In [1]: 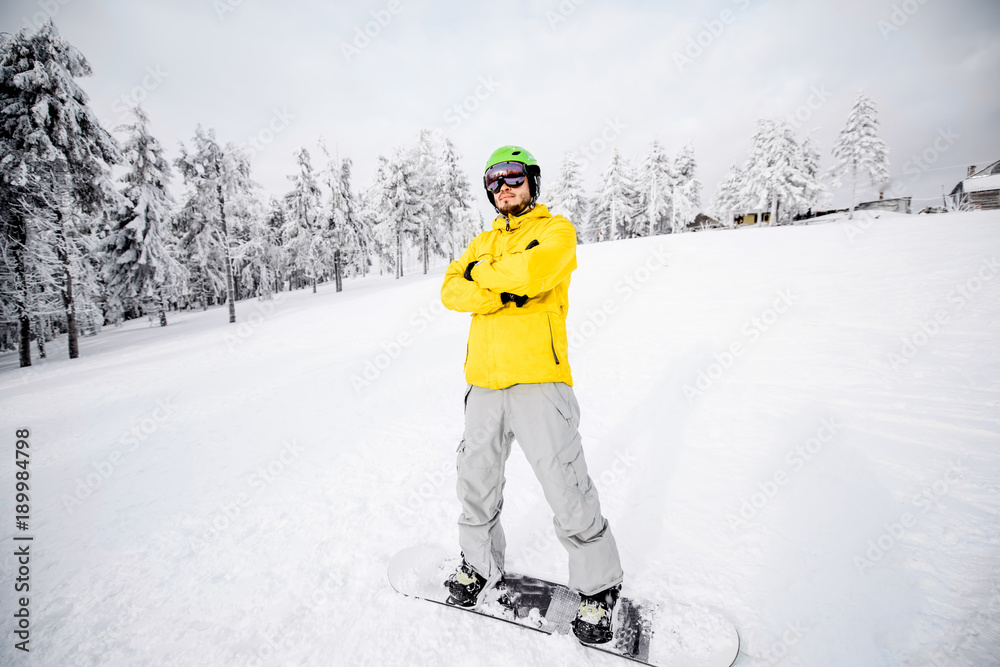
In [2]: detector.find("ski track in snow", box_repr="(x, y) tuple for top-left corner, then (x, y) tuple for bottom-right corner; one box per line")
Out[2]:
(0, 211), (998, 666)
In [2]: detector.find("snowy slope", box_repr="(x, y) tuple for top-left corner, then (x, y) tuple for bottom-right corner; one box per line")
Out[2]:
(1, 211), (999, 667)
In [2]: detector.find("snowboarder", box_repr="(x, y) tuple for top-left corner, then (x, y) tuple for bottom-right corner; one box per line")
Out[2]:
(440, 145), (624, 644)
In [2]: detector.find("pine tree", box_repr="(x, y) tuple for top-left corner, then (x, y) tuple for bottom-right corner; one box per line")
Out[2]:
(373, 150), (425, 278)
(739, 119), (810, 225)
(411, 129), (441, 274)
(637, 140), (673, 236)
(364, 155), (395, 276)
(103, 105), (184, 325)
(712, 162), (746, 228)
(547, 152), (590, 244)
(588, 150), (641, 242)
(318, 141), (364, 292)
(830, 91), (890, 219)
(174, 126), (241, 321)
(797, 136), (828, 218)
(282, 147), (325, 293)
(0, 21), (120, 365)
(0, 194), (63, 365)
(438, 139), (480, 260)
(341, 158), (373, 279)
(671, 143), (702, 232)
(223, 146), (263, 302)
(233, 195), (281, 300)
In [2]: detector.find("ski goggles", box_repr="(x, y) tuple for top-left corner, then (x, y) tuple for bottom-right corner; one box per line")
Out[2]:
(484, 161), (528, 193)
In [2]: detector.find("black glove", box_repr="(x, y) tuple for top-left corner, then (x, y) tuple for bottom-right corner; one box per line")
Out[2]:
(463, 261), (478, 281)
(501, 292), (529, 307)
(498, 241), (538, 306)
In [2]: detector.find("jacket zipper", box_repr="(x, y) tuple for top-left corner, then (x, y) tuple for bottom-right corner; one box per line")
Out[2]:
(547, 314), (560, 365)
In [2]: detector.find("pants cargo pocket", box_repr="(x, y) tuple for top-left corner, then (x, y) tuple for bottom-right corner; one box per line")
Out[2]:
(555, 441), (589, 492)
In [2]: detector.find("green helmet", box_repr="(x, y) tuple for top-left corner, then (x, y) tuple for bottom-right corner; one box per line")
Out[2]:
(484, 145), (539, 171)
(483, 145), (542, 208)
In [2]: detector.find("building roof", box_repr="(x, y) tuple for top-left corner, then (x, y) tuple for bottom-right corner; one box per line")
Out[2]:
(950, 159), (1000, 196)
(965, 173), (1000, 193)
(968, 160), (1000, 179)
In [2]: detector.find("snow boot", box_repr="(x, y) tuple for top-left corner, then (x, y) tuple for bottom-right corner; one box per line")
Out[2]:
(445, 560), (501, 608)
(571, 584), (621, 644)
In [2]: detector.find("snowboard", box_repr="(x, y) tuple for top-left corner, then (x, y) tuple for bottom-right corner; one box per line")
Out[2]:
(387, 545), (740, 667)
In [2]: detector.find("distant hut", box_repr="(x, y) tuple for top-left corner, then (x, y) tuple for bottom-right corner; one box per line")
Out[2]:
(950, 161), (1000, 211)
(857, 193), (912, 214)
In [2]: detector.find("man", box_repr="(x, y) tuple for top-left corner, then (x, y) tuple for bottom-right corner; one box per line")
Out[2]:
(440, 145), (624, 644)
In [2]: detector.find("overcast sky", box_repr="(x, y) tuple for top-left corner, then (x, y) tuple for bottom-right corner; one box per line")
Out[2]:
(2, 0), (998, 219)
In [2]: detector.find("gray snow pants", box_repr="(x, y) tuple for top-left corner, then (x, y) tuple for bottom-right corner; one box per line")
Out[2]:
(456, 382), (623, 596)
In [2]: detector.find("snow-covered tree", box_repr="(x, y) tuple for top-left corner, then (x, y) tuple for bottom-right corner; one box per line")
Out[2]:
(174, 126), (245, 321)
(410, 129), (442, 274)
(587, 150), (641, 242)
(282, 147), (326, 293)
(637, 140), (673, 236)
(341, 158), (373, 278)
(547, 152), (590, 244)
(363, 155), (393, 276)
(222, 149), (264, 301)
(797, 136), (828, 217)
(0, 193), (63, 364)
(371, 150), (425, 278)
(233, 195), (285, 299)
(438, 138), (481, 260)
(318, 141), (366, 291)
(103, 105), (184, 325)
(0, 21), (120, 365)
(712, 162), (747, 228)
(830, 91), (890, 219)
(671, 143), (702, 232)
(739, 119), (811, 225)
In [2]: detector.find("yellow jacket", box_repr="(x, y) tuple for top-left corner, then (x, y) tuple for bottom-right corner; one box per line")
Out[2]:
(441, 204), (576, 389)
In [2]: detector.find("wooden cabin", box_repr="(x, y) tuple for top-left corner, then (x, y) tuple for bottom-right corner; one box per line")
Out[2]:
(950, 161), (1000, 211)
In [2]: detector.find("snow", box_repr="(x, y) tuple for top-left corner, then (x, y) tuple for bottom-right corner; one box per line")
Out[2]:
(1, 211), (999, 666)
(963, 174), (1000, 194)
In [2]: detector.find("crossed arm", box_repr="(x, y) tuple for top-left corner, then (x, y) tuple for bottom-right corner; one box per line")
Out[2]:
(441, 217), (577, 314)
